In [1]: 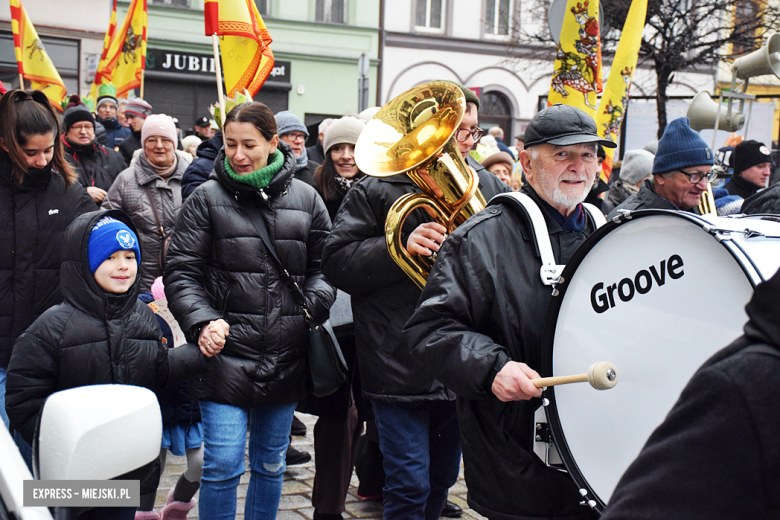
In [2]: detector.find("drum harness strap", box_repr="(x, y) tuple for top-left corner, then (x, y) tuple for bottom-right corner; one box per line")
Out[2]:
(490, 193), (605, 294)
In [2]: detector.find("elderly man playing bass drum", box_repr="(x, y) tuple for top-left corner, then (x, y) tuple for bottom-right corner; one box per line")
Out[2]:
(404, 104), (614, 520)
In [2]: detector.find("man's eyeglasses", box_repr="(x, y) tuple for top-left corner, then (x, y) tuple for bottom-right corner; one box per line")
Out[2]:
(678, 168), (717, 184)
(284, 132), (307, 142)
(455, 127), (485, 143)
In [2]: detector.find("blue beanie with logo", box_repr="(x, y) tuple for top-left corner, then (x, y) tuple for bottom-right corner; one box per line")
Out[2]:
(653, 117), (714, 175)
(88, 216), (141, 274)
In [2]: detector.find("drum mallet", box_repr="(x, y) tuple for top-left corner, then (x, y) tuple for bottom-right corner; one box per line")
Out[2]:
(532, 362), (618, 390)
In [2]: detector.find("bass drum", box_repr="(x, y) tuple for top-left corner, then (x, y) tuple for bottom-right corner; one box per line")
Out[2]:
(540, 210), (780, 512)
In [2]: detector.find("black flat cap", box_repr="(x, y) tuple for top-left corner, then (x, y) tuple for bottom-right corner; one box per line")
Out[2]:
(524, 104), (616, 149)
(194, 116), (210, 127)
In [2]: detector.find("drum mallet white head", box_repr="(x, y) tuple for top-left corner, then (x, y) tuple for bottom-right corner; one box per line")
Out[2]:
(532, 362), (619, 390)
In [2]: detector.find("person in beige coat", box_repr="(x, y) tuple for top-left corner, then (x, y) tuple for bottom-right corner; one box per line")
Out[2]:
(103, 114), (190, 292)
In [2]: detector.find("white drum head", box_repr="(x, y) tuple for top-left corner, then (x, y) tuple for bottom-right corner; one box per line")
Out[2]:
(543, 210), (780, 510)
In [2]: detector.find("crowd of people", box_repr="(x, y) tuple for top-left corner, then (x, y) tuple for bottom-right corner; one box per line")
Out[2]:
(1, 78), (780, 520)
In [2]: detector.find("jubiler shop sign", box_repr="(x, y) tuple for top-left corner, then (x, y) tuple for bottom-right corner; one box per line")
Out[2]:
(146, 49), (291, 83)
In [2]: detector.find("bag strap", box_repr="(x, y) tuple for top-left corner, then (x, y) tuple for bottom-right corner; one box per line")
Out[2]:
(143, 184), (165, 237)
(236, 196), (313, 320)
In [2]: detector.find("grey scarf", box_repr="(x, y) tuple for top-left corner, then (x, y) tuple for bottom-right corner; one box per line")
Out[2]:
(294, 146), (309, 172)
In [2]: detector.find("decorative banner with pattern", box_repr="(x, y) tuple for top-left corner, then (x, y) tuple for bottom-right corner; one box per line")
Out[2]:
(204, 0), (274, 97)
(10, 0), (67, 110)
(100, 0), (147, 98)
(595, 0), (648, 181)
(548, 0), (603, 117)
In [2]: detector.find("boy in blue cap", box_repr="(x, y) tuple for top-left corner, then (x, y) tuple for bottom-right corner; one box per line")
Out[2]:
(6, 210), (207, 518)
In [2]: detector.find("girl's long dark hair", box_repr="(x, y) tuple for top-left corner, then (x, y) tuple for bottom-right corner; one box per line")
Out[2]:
(224, 101), (277, 140)
(0, 89), (76, 186)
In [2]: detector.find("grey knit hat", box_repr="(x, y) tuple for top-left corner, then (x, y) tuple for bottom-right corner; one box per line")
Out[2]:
(274, 111), (309, 139)
(620, 149), (655, 185)
(323, 117), (366, 153)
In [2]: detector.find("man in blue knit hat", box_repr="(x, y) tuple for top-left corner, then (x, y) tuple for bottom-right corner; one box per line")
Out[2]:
(607, 117), (716, 218)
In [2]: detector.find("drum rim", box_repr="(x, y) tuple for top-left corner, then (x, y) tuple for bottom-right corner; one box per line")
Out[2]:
(539, 208), (749, 511)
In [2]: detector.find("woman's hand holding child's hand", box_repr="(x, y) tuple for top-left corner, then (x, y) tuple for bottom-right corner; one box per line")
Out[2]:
(198, 319), (230, 357)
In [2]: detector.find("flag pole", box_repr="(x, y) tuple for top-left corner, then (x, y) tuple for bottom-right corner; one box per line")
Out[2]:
(212, 34), (225, 125)
(140, 69), (145, 99)
(19, 73), (24, 89)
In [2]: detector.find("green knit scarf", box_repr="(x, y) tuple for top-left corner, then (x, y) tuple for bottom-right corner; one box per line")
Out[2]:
(224, 149), (284, 190)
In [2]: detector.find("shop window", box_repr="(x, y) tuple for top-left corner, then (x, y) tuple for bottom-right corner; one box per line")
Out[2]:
(316, 0), (346, 24)
(150, 0), (190, 6)
(415, 0), (445, 33)
(485, 0), (513, 39)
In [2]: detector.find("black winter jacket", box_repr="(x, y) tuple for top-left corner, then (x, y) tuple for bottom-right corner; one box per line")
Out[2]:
(321, 163), (509, 402)
(164, 142), (335, 408)
(63, 137), (126, 195)
(182, 133), (222, 200)
(601, 268), (780, 520)
(0, 152), (95, 368)
(119, 130), (142, 165)
(404, 186), (598, 520)
(293, 159), (319, 189)
(607, 178), (679, 218)
(5, 210), (205, 444)
(742, 182), (780, 215)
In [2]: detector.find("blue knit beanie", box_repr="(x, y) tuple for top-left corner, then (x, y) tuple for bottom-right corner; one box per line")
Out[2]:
(274, 111), (309, 139)
(653, 117), (714, 174)
(88, 216), (141, 274)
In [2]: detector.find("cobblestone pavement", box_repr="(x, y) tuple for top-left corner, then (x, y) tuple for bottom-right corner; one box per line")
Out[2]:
(155, 413), (486, 519)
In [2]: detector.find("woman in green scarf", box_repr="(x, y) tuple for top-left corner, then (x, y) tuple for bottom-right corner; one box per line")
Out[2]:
(163, 102), (336, 520)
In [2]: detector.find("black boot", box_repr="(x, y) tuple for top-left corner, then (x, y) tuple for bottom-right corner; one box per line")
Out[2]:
(286, 444), (312, 466)
(442, 500), (463, 518)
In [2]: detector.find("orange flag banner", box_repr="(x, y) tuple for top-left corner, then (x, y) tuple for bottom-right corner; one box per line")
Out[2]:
(10, 0), (67, 110)
(89, 0), (119, 101)
(205, 0), (274, 97)
(548, 0), (603, 118)
(101, 0), (147, 98)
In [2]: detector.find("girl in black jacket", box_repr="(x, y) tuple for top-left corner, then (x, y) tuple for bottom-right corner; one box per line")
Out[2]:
(164, 102), (335, 520)
(0, 89), (95, 433)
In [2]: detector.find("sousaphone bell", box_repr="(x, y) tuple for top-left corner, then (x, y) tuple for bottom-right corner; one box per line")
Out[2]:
(355, 82), (487, 288)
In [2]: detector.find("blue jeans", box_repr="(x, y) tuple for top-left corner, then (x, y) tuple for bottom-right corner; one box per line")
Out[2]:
(372, 400), (462, 520)
(0, 366), (9, 429)
(198, 401), (296, 520)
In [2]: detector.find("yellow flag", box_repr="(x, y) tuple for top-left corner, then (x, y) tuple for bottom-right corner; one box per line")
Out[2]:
(101, 0), (147, 98)
(89, 0), (119, 101)
(205, 0), (274, 97)
(595, 0), (648, 181)
(10, 0), (67, 110)
(548, 0), (603, 117)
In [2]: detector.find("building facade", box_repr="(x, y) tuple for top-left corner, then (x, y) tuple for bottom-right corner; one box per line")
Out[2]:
(381, 0), (714, 148)
(0, 0), (380, 131)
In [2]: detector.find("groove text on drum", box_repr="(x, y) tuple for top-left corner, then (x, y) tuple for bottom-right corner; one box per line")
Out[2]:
(590, 254), (684, 313)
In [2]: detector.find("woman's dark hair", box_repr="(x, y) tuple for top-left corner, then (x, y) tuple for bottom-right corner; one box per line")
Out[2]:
(0, 89), (76, 186)
(314, 147), (363, 202)
(224, 102), (276, 141)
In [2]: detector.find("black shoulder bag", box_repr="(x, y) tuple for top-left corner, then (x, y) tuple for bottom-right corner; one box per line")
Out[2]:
(238, 196), (347, 397)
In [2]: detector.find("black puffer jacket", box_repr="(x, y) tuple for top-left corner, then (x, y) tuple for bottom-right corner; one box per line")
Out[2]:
(404, 186), (598, 520)
(321, 165), (509, 402)
(118, 130), (142, 165)
(181, 132), (222, 200)
(742, 182), (780, 215)
(601, 268), (780, 520)
(0, 152), (95, 368)
(164, 142), (335, 408)
(5, 210), (205, 444)
(63, 137), (126, 194)
(96, 116), (132, 151)
(607, 178), (679, 218)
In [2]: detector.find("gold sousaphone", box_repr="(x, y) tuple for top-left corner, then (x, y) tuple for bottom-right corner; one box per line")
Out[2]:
(355, 82), (487, 288)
